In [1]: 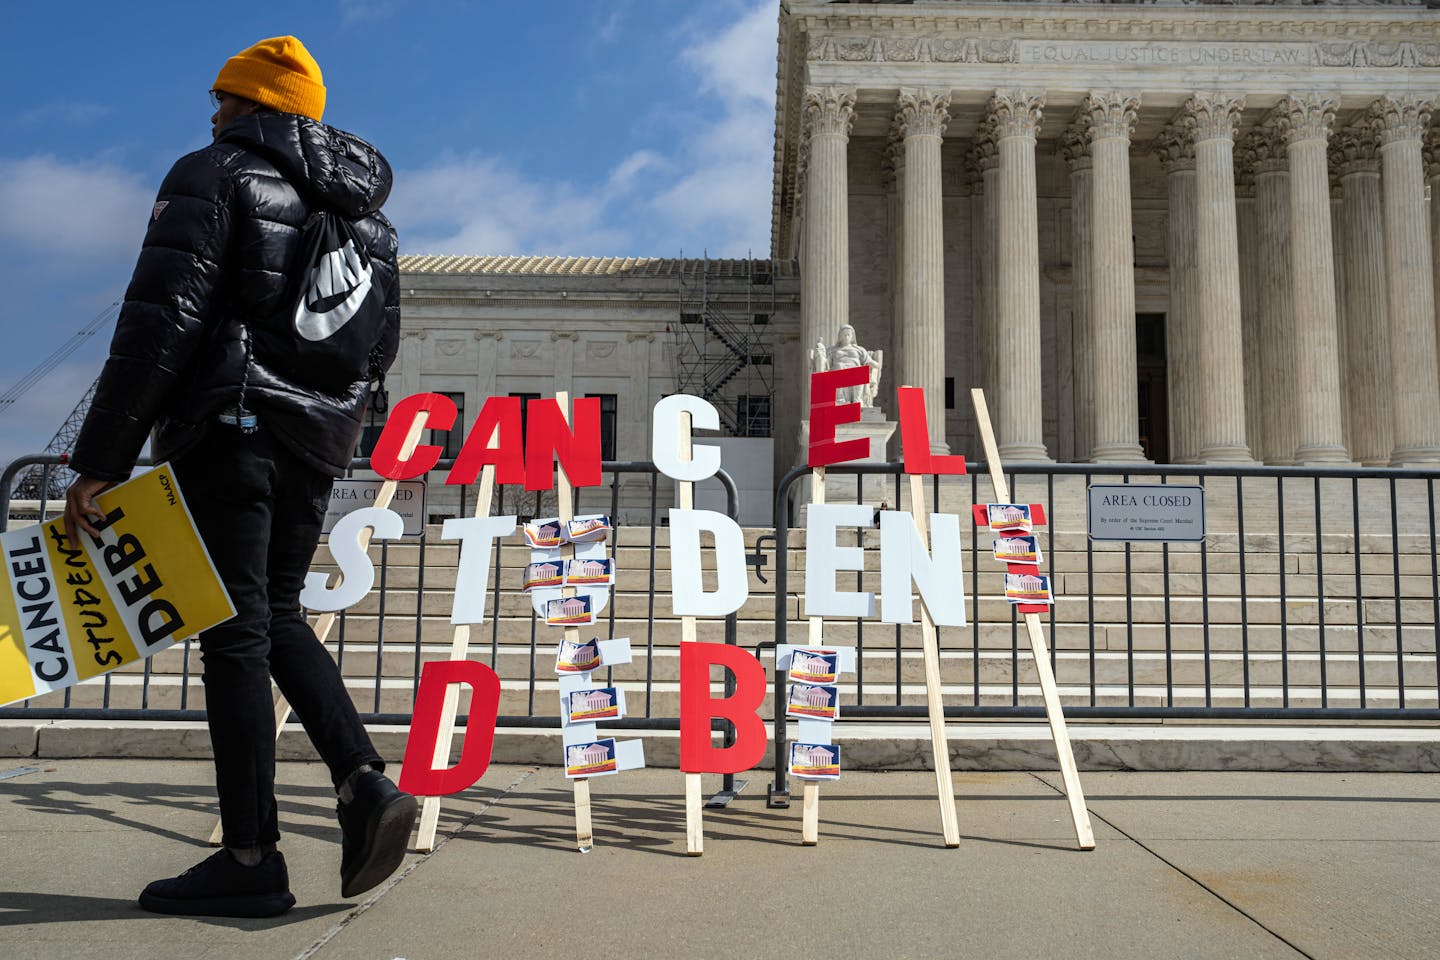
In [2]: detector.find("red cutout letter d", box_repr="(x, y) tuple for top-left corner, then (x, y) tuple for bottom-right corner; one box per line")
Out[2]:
(399, 660), (501, 796)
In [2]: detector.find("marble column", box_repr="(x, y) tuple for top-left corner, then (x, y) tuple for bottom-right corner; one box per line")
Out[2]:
(885, 129), (906, 421)
(1249, 128), (1298, 465)
(1159, 117), (1199, 464)
(1084, 92), (1146, 462)
(991, 89), (1050, 462)
(1330, 178), (1351, 454)
(1236, 171), (1264, 460)
(1190, 93), (1253, 463)
(971, 134), (1000, 427)
(1060, 122), (1094, 463)
(1377, 95), (1440, 464)
(967, 159), (985, 409)
(1427, 129), (1440, 389)
(1334, 123), (1392, 465)
(1276, 94), (1349, 464)
(898, 87), (952, 454)
(801, 86), (856, 360)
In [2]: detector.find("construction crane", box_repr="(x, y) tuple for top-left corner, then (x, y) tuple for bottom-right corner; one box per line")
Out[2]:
(2, 300), (118, 500)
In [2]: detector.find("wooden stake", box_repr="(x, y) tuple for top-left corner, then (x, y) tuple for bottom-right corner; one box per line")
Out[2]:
(685, 769), (704, 856)
(549, 392), (595, 853)
(209, 412), (432, 847)
(971, 388), (1095, 850)
(801, 782), (820, 844)
(801, 465), (826, 846)
(678, 412), (704, 856)
(908, 472), (962, 849)
(573, 776), (593, 852)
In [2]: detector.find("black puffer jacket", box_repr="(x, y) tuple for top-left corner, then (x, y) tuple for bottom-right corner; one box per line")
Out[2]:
(70, 112), (400, 481)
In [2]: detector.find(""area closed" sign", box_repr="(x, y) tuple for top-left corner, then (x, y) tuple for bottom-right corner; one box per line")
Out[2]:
(1086, 483), (1205, 543)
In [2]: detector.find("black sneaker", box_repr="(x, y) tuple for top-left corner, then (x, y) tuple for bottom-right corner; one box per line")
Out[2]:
(139, 849), (296, 918)
(338, 770), (418, 898)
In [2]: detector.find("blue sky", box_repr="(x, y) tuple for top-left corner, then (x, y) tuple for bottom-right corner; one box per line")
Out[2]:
(0, 0), (778, 466)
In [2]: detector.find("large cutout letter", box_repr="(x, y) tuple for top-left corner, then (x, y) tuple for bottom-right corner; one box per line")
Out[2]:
(669, 509), (749, 616)
(398, 660), (501, 796)
(897, 387), (967, 475)
(804, 503), (877, 618)
(371, 392), (457, 479)
(524, 397), (602, 491)
(652, 394), (721, 482)
(879, 511), (967, 626)
(300, 507), (405, 612)
(442, 515), (518, 624)
(445, 395), (525, 486)
(679, 642), (768, 774)
(808, 367), (869, 467)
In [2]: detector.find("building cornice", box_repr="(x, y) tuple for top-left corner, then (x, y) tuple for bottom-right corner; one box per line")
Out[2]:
(792, 1), (1439, 50)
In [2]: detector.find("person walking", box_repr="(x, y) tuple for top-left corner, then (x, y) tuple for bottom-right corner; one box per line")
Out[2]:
(63, 35), (415, 918)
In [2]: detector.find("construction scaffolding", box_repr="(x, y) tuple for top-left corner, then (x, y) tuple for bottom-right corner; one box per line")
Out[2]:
(670, 256), (776, 437)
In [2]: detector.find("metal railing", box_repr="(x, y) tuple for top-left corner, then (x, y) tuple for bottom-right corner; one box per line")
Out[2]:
(0, 456), (740, 749)
(7, 454), (1440, 790)
(764, 460), (1440, 796)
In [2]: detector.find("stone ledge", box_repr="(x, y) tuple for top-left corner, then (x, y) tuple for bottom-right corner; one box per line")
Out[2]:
(0, 722), (42, 758)
(8, 719), (1439, 773)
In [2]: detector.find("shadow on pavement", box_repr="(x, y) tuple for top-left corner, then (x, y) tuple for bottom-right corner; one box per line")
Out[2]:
(0, 891), (351, 929)
(0, 780), (343, 844)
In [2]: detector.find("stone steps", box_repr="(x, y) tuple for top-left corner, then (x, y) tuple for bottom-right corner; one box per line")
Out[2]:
(340, 539), (1440, 573)
(336, 588), (1436, 627)
(90, 641), (1440, 688)
(306, 612), (1438, 652)
(326, 563), (1440, 600)
(22, 669), (1437, 716)
(7, 718), (1438, 772)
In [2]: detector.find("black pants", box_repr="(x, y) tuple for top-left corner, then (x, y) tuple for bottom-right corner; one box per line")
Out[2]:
(174, 425), (381, 849)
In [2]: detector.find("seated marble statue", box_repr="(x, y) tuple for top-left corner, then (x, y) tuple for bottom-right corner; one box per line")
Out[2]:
(811, 324), (883, 408)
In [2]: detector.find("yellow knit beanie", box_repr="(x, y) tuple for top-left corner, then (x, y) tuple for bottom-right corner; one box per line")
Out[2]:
(213, 36), (326, 121)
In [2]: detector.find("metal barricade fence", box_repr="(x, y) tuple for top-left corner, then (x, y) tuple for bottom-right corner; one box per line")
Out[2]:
(6, 453), (1440, 790)
(766, 461), (1440, 794)
(0, 456), (741, 756)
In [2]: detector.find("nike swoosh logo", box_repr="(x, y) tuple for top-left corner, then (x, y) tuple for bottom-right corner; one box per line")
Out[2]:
(294, 239), (374, 341)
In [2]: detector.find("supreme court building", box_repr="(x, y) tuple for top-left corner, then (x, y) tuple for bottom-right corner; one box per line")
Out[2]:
(394, 0), (1440, 516)
(774, 0), (1440, 467)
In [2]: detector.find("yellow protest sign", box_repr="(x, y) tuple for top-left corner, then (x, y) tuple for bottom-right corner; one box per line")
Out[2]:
(0, 465), (234, 707)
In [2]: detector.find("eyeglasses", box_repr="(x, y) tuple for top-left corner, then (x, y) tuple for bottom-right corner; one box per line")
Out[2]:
(209, 90), (226, 110)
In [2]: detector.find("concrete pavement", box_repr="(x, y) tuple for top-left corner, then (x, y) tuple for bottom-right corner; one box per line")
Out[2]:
(1, 759), (1438, 959)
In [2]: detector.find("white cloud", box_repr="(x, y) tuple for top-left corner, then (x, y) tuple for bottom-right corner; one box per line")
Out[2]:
(380, 1), (780, 260)
(595, 2), (630, 44)
(0, 155), (152, 260)
(340, 0), (395, 26)
(17, 101), (111, 126)
(681, 1), (778, 107)
(605, 150), (668, 194)
(654, 160), (772, 256)
(388, 152), (643, 257)
(654, 0), (777, 256)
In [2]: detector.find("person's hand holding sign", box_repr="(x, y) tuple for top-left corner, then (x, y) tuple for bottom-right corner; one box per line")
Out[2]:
(64, 475), (117, 547)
